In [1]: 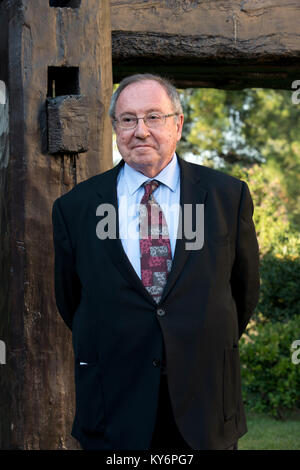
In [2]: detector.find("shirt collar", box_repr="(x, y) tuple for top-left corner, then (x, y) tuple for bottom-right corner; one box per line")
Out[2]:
(123, 153), (180, 196)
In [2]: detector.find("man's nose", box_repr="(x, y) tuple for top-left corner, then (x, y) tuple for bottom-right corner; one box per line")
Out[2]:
(134, 118), (150, 138)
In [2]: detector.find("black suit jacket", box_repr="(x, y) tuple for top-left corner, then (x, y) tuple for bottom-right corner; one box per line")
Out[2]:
(52, 157), (260, 450)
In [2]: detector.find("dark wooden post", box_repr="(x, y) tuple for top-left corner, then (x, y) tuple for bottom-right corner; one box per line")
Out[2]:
(0, 0), (112, 449)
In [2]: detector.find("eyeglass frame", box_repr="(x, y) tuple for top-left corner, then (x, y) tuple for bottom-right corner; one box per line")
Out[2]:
(113, 112), (179, 130)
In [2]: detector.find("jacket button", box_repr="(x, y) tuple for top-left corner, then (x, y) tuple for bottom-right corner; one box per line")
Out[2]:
(152, 359), (161, 367)
(157, 308), (165, 317)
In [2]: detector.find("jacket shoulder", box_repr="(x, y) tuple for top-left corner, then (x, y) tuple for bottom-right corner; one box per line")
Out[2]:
(183, 160), (244, 192)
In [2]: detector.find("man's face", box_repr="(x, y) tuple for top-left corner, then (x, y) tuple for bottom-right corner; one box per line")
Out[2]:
(114, 80), (184, 177)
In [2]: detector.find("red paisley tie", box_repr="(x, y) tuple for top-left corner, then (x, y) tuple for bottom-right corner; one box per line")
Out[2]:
(139, 180), (172, 304)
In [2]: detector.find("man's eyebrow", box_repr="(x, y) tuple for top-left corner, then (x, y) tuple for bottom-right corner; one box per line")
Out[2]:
(118, 108), (164, 116)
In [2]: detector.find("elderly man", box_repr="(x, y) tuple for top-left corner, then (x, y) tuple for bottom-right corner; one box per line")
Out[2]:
(52, 74), (260, 450)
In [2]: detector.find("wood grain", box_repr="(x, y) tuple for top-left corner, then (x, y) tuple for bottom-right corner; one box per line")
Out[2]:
(111, 0), (300, 88)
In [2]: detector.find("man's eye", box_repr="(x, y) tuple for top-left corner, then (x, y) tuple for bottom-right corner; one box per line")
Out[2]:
(147, 114), (161, 121)
(121, 116), (136, 123)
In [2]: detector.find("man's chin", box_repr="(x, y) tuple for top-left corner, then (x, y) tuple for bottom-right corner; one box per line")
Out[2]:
(131, 151), (158, 167)
(132, 147), (156, 158)
(123, 155), (156, 176)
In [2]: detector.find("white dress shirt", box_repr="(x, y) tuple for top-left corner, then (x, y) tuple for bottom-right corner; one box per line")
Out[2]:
(117, 154), (181, 279)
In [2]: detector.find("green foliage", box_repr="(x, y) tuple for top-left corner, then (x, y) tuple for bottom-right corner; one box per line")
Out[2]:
(240, 243), (300, 416)
(240, 316), (300, 418)
(228, 163), (300, 257)
(258, 253), (300, 323)
(178, 87), (300, 226)
(232, 164), (300, 416)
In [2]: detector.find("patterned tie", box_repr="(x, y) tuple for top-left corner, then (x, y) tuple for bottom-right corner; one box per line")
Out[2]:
(139, 180), (172, 304)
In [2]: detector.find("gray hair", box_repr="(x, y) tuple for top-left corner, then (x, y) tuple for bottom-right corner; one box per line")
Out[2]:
(109, 73), (183, 123)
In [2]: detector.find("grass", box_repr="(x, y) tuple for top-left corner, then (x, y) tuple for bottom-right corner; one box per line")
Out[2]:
(238, 411), (300, 450)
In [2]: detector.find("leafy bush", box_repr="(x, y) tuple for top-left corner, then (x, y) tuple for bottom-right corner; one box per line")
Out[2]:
(240, 315), (300, 418)
(229, 164), (294, 256)
(229, 163), (300, 416)
(241, 247), (300, 416)
(257, 253), (300, 323)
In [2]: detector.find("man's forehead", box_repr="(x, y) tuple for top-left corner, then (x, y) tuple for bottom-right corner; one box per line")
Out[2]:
(116, 80), (172, 111)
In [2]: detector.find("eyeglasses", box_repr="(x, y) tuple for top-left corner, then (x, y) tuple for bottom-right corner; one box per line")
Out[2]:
(114, 112), (178, 130)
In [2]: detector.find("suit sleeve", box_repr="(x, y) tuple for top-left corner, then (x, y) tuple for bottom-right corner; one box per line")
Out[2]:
(52, 198), (81, 331)
(231, 181), (260, 338)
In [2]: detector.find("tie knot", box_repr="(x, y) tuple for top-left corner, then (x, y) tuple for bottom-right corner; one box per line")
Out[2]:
(142, 180), (159, 203)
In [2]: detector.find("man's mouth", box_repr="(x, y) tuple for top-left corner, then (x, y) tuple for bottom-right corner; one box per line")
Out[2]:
(132, 145), (153, 149)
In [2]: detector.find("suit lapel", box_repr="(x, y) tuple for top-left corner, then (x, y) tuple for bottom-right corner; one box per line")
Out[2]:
(160, 157), (207, 303)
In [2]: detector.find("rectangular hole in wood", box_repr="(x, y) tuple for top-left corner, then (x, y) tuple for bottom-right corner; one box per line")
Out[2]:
(47, 66), (80, 97)
(49, 1), (81, 8)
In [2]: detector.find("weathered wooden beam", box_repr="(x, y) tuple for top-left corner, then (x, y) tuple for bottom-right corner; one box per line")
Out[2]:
(111, 0), (300, 89)
(0, 0), (112, 449)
